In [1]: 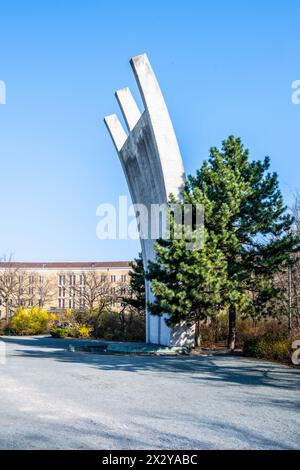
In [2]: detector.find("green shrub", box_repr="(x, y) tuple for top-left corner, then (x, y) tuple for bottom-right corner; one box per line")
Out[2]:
(50, 327), (70, 338)
(75, 325), (93, 338)
(200, 315), (291, 349)
(97, 312), (123, 340)
(95, 311), (145, 341)
(50, 324), (92, 339)
(123, 315), (145, 341)
(49, 307), (145, 342)
(10, 307), (49, 336)
(243, 332), (294, 362)
(0, 319), (10, 335)
(66, 324), (92, 338)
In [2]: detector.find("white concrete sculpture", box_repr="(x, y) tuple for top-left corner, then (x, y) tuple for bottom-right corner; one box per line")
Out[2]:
(104, 53), (195, 347)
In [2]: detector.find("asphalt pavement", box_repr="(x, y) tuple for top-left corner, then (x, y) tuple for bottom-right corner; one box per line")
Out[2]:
(0, 335), (299, 449)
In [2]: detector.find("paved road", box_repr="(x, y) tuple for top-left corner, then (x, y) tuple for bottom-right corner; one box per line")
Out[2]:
(0, 335), (299, 450)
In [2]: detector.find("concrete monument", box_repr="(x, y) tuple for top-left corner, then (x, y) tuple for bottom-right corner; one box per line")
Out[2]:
(104, 53), (195, 347)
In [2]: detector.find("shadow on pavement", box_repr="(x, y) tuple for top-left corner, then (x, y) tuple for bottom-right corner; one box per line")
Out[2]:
(1, 335), (299, 392)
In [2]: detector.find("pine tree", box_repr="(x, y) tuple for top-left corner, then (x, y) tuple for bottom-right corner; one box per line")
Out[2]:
(147, 228), (227, 346)
(147, 136), (299, 349)
(123, 253), (146, 315)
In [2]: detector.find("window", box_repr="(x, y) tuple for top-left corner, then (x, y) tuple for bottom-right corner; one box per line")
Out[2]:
(111, 275), (116, 283)
(121, 274), (127, 282)
(58, 275), (65, 286)
(69, 287), (75, 297)
(69, 274), (76, 286)
(110, 287), (115, 295)
(79, 274), (85, 285)
(80, 287), (85, 297)
(100, 275), (106, 282)
(120, 287), (126, 295)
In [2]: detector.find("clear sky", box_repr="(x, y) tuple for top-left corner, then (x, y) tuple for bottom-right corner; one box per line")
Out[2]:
(0, 0), (299, 262)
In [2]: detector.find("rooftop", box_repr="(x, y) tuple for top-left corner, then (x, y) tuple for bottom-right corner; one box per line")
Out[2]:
(0, 261), (131, 269)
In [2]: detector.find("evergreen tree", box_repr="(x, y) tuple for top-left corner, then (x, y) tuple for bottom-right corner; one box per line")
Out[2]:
(147, 227), (226, 346)
(147, 136), (298, 349)
(123, 253), (146, 315)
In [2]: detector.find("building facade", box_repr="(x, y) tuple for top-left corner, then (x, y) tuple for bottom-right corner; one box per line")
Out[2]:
(0, 261), (131, 319)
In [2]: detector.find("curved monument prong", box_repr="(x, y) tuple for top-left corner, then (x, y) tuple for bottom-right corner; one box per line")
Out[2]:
(104, 114), (128, 152)
(104, 114), (127, 152)
(130, 53), (185, 200)
(115, 87), (142, 132)
(104, 53), (195, 348)
(130, 53), (168, 117)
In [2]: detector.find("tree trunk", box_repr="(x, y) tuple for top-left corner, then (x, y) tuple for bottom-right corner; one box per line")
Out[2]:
(5, 303), (9, 322)
(195, 320), (201, 347)
(227, 304), (236, 351)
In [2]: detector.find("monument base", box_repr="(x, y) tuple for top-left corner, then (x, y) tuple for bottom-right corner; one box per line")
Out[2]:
(147, 312), (195, 348)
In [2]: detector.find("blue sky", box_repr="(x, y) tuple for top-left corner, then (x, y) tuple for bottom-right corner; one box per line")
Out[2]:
(0, 0), (299, 262)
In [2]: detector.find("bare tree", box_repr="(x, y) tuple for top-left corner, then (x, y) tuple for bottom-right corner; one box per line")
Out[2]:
(0, 256), (57, 321)
(0, 255), (29, 320)
(260, 193), (300, 331)
(28, 271), (56, 308)
(292, 191), (300, 233)
(71, 271), (112, 313)
(291, 192), (300, 326)
(113, 278), (133, 332)
(277, 193), (300, 329)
